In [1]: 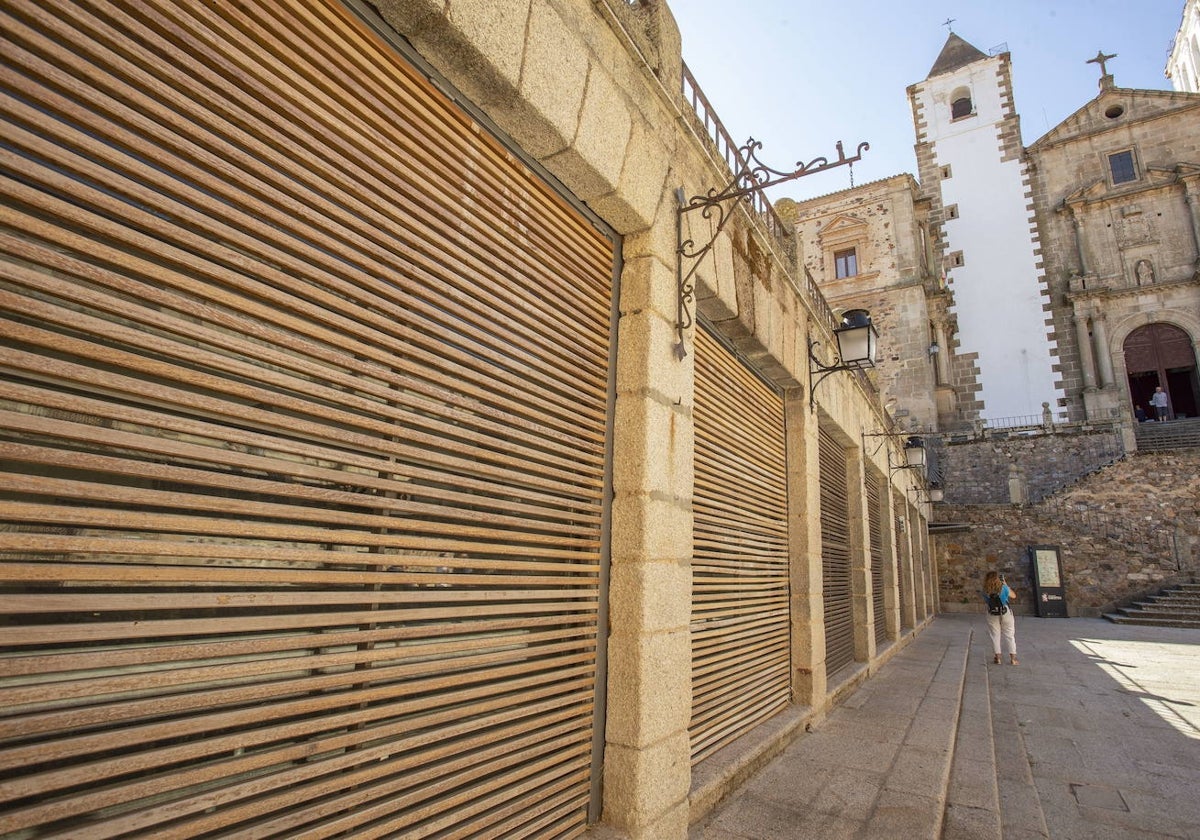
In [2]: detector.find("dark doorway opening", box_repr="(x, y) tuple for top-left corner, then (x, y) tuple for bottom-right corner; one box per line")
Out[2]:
(1123, 323), (1198, 420)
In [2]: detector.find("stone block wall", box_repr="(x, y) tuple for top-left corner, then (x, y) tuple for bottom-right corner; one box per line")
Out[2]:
(935, 426), (1125, 504)
(935, 450), (1200, 616)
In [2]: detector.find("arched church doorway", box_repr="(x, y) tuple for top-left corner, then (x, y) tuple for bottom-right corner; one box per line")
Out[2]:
(1124, 323), (1199, 420)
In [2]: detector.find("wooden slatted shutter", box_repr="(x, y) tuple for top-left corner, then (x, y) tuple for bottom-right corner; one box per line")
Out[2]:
(690, 327), (790, 765)
(0, 1), (614, 837)
(819, 427), (855, 677)
(867, 473), (886, 646)
(897, 515), (912, 631)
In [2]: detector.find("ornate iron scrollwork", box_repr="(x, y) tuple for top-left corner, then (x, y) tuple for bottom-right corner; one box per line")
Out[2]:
(673, 138), (868, 358)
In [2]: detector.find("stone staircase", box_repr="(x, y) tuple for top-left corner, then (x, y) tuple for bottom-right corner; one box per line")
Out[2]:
(1104, 580), (1200, 628)
(1135, 416), (1200, 452)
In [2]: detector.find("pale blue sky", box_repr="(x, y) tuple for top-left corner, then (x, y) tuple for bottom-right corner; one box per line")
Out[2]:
(673, 0), (1187, 201)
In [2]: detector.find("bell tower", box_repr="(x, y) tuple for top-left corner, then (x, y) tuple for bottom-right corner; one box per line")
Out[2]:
(908, 33), (1065, 423)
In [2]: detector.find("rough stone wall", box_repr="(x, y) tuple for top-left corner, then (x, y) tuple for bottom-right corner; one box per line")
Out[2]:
(936, 426), (1126, 505)
(935, 450), (1200, 616)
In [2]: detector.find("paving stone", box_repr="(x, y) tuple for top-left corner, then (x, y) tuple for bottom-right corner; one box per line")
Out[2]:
(865, 789), (943, 838)
(684, 616), (1199, 840)
(941, 802), (1000, 839)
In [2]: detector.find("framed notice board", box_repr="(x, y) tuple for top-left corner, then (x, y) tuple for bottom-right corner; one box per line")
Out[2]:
(1028, 545), (1068, 617)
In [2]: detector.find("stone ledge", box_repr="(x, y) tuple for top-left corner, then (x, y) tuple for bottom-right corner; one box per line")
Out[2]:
(687, 703), (819, 827)
(688, 616), (936, 828)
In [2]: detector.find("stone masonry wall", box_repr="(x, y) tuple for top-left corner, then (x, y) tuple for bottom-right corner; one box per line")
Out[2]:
(935, 450), (1200, 616)
(935, 426), (1125, 504)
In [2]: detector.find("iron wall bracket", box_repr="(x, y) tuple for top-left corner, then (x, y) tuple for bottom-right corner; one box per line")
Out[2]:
(673, 138), (868, 358)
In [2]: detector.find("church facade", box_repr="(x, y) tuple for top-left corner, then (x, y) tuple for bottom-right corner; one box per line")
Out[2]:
(1028, 67), (1200, 424)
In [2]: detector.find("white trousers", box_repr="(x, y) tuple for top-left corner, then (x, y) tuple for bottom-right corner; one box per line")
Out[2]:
(986, 610), (1017, 655)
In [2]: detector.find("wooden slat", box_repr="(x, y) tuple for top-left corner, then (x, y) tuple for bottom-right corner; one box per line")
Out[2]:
(689, 327), (790, 765)
(898, 514), (911, 630)
(867, 472), (887, 646)
(820, 427), (855, 675)
(0, 0), (613, 836)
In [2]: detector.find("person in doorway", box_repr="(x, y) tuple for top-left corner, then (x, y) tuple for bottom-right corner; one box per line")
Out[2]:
(1134, 405), (1148, 423)
(1150, 386), (1170, 421)
(982, 570), (1018, 665)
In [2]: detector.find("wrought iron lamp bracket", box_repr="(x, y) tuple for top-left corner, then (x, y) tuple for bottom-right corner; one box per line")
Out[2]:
(887, 448), (926, 476)
(807, 337), (870, 408)
(673, 138), (869, 359)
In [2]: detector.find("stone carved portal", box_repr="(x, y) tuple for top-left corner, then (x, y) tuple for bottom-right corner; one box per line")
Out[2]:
(1124, 323), (1199, 419)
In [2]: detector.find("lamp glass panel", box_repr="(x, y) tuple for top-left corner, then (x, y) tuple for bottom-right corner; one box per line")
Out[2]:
(904, 442), (926, 468)
(836, 325), (873, 366)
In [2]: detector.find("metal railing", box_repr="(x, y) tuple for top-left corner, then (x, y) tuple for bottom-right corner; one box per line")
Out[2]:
(983, 411), (1068, 431)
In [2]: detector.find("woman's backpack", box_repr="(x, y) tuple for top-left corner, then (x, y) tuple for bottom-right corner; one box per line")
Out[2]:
(987, 592), (1008, 616)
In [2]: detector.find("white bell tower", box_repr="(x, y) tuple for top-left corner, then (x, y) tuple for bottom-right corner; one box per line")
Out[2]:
(908, 33), (1065, 422)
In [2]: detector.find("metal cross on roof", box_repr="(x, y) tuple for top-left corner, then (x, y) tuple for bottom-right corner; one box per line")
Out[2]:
(942, 17), (955, 32)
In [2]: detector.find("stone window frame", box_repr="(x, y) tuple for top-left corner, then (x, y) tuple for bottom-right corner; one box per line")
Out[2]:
(817, 214), (872, 283)
(1106, 148), (1139, 186)
(945, 203), (960, 220)
(950, 85), (975, 121)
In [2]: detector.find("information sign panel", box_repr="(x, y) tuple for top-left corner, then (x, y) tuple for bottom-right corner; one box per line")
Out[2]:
(1028, 545), (1068, 617)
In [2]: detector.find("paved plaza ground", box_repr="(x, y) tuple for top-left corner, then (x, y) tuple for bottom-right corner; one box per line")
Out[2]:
(690, 613), (1200, 839)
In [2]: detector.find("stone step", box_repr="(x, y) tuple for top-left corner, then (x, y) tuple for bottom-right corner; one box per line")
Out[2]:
(941, 629), (1003, 839)
(1132, 597), (1200, 609)
(1103, 613), (1200, 629)
(1122, 606), (1200, 621)
(1142, 596), (1200, 608)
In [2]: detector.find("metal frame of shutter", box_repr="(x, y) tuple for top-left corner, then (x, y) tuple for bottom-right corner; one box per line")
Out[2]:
(690, 326), (790, 765)
(819, 427), (855, 677)
(866, 472), (886, 646)
(0, 1), (616, 837)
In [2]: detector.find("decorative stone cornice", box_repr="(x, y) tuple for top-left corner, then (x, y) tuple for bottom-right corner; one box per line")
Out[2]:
(1066, 272), (1200, 303)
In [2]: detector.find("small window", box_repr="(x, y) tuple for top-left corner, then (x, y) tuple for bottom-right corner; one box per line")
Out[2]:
(948, 251), (965, 268)
(1109, 150), (1137, 184)
(940, 165), (953, 180)
(834, 248), (858, 279)
(945, 204), (959, 220)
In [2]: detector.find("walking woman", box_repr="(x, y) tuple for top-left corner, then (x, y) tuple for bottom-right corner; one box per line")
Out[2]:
(983, 570), (1018, 665)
